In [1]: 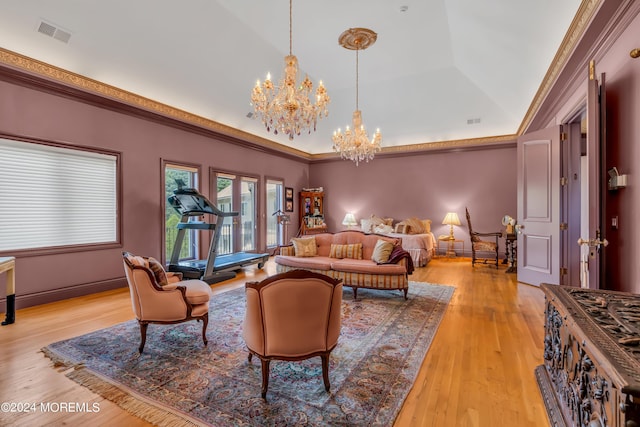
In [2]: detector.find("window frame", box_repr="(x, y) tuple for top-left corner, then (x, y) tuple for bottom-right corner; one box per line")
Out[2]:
(0, 134), (122, 258)
(265, 176), (285, 249)
(161, 159), (202, 265)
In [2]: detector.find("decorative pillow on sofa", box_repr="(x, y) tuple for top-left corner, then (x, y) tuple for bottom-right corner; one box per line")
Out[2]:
(371, 239), (395, 264)
(360, 218), (373, 233)
(329, 243), (363, 259)
(291, 237), (318, 257)
(147, 256), (169, 286)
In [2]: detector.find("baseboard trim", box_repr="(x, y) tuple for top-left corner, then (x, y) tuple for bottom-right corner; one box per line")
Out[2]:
(2, 277), (128, 311)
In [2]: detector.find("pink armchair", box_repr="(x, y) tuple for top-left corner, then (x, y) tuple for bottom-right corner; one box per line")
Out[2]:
(122, 252), (212, 353)
(243, 270), (343, 399)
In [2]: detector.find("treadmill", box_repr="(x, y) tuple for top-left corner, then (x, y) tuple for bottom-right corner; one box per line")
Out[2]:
(167, 185), (269, 284)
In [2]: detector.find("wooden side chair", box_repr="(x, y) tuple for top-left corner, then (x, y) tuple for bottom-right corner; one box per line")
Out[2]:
(242, 270), (343, 399)
(122, 252), (212, 353)
(465, 208), (501, 268)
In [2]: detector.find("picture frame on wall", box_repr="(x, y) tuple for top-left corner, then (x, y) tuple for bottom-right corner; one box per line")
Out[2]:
(285, 187), (294, 212)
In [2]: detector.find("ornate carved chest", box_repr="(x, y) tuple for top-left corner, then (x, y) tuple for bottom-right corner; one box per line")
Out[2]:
(536, 284), (640, 427)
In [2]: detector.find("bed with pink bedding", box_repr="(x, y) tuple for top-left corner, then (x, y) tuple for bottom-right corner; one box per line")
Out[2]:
(376, 232), (435, 267)
(361, 216), (436, 268)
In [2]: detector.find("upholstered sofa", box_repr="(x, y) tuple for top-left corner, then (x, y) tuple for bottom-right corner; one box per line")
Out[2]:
(274, 231), (412, 299)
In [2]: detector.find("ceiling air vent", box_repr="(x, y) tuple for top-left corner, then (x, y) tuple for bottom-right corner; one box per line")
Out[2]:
(466, 118), (481, 125)
(37, 20), (72, 44)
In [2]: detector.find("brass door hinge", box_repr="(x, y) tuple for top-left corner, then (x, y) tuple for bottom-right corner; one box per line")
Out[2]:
(560, 267), (568, 276)
(560, 223), (568, 230)
(560, 176), (567, 186)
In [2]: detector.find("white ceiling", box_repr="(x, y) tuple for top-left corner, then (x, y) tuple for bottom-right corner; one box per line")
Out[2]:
(0, 0), (582, 155)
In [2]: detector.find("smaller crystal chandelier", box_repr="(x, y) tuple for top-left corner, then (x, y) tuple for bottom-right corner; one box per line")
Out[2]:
(332, 28), (382, 166)
(250, 0), (330, 141)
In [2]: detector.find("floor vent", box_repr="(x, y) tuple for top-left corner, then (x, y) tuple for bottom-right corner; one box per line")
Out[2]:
(37, 20), (72, 44)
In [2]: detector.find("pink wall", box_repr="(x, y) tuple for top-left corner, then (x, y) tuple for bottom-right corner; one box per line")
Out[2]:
(0, 78), (309, 308)
(309, 146), (517, 256)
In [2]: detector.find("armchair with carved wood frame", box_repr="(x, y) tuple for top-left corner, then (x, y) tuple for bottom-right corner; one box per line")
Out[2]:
(122, 252), (212, 353)
(465, 208), (501, 268)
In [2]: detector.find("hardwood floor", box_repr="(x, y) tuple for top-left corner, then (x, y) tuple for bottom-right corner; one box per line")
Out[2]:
(0, 257), (549, 427)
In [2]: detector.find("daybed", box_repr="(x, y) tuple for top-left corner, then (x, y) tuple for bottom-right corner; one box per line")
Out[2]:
(361, 215), (435, 267)
(274, 231), (413, 299)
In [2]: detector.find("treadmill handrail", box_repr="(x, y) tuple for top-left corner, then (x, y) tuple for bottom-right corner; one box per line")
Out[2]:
(168, 187), (238, 217)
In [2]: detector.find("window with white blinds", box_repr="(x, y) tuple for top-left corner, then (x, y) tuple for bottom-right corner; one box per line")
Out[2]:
(0, 138), (118, 251)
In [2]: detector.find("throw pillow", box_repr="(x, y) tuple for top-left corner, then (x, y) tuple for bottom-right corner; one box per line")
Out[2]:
(404, 217), (426, 234)
(394, 223), (409, 234)
(371, 239), (395, 264)
(373, 224), (393, 234)
(421, 219), (432, 233)
(360, 218), (373, 233)
(147, 257), (169, 286)
(329, 243), (363, 259)
(291, 237), (317, 257)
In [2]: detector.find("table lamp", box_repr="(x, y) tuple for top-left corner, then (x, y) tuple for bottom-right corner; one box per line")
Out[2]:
(442, 212), (461, 240)
(342, 212), (357, 229)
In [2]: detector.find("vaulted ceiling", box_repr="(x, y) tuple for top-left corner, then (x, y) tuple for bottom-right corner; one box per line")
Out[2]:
(0, 0), (585, 156)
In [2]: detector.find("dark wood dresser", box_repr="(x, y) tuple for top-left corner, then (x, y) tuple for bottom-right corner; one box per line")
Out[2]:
(536, 284), (640, 427)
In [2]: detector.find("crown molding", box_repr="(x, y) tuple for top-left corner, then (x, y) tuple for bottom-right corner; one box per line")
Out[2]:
(518, 0), (603, 135)
(0, 47), (516, 161)
(311, 134), (517, 162)
(0, 47), (312, 161)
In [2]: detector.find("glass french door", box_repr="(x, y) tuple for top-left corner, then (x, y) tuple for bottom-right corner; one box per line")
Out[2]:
(164, 163), (199, 263)
(266, 179), (284, 248)
(214, 172), (258, 254)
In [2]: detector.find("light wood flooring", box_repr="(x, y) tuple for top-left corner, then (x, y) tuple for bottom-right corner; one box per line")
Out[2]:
(0, 257), (549, 427)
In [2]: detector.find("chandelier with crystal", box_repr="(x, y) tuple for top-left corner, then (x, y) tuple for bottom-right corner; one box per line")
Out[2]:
(250, 0), (330, 141)
(332, 28), (382, 166)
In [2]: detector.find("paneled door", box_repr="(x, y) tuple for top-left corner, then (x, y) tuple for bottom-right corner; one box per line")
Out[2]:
(517, 126), (561, 286)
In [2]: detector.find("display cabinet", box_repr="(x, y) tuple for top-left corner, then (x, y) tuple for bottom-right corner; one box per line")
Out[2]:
(299, 190), (327, 235)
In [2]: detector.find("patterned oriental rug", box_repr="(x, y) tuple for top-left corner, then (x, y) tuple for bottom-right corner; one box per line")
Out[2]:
(42, 282), (453, 426)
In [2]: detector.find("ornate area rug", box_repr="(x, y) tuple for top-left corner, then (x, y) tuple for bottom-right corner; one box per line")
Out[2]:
(43, 282), (453, 426)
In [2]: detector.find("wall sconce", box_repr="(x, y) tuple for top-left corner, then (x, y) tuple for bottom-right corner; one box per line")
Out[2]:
(342, 212), (358, 229)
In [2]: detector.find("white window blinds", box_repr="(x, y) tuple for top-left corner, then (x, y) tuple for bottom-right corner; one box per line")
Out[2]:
(0, 138), (118, 251)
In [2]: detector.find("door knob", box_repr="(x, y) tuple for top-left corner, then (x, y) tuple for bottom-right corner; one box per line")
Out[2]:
(514, 224), (524, 234)
(577, 238), (609, 248)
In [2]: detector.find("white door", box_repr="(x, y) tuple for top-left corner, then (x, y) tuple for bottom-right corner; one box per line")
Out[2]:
(517, 126), (561, 286)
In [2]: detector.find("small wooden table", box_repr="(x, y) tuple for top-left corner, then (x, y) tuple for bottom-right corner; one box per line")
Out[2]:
(438, 237), (464, 257)
(1, 256), (16, 325)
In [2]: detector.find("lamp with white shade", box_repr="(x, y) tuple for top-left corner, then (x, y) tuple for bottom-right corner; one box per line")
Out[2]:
(342, 213), (358, 229)
(442, 212), (461, 240)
